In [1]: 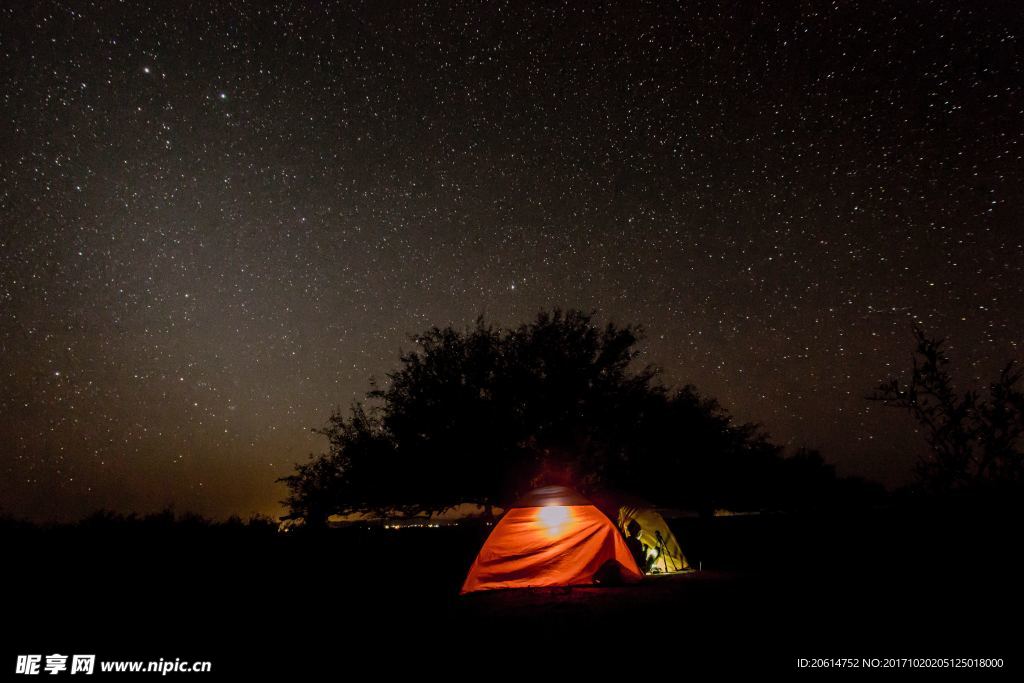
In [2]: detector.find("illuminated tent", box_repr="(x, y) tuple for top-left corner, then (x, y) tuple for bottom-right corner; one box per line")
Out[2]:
(460, 486), (644, 594)
(588, 492), (691, 575)
(616, 505), (690, 574)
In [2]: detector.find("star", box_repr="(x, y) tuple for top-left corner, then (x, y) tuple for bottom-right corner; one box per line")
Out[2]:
(0, 0), (1019, 521)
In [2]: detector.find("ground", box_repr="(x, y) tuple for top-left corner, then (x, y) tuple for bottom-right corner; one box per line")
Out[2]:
(6, 501), (1021, 677)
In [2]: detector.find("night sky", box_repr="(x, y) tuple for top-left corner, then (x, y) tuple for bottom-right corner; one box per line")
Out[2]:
(2, 1), (1021, 521)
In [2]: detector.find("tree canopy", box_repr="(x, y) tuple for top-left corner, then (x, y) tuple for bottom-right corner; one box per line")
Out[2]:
(871, 327), (1024, 494)
(280, 309), (858, 525)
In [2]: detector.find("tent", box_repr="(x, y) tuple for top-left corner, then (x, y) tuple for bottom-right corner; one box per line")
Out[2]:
(617, 505), (690, 574)
(588, 492), (691, 575)
(460, 486), (644, 594)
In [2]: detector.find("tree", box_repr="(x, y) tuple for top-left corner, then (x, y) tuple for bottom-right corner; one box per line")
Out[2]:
(281, 310), (658, 522)
(280, 309), (851, 525)
(278, 404), (396, 525)
(870, 327), (1024, 494)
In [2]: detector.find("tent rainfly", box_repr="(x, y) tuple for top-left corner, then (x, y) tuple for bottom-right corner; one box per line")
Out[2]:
(460, 486), (644, 593)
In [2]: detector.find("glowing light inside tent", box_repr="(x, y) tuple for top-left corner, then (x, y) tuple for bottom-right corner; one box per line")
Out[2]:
(537, 505), (572, 537)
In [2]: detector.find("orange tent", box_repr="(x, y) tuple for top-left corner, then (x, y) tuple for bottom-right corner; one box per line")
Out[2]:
(461, 486), (644, 594)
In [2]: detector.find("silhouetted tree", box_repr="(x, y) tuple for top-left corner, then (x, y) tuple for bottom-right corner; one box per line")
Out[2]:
(281, 309), (856, 525)
(279, 404), (395, 526)
(871, 327), (1024, 494)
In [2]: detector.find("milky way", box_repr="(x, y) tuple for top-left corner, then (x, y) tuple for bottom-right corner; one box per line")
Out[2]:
(2, 1), (1021, 520)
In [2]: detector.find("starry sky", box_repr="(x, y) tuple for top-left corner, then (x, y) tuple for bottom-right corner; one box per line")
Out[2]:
(1, 1), (1021, 521)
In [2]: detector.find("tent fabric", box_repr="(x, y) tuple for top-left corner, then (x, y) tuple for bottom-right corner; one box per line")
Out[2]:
(461, 500), (643, 594)
(509, 485), (593, 508)
(618, 505), (690, 574)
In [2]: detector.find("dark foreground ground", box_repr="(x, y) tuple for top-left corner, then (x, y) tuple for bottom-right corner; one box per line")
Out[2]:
(6, 499), (1022, 678)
